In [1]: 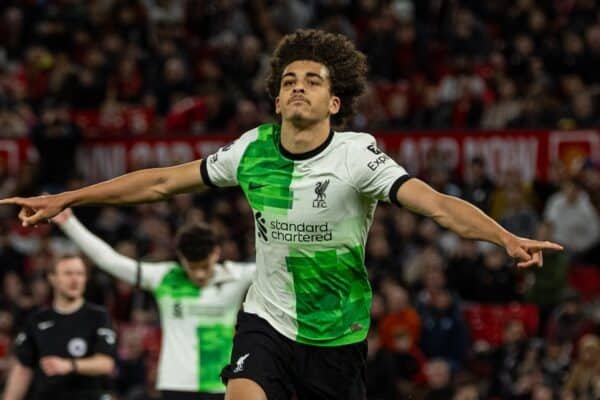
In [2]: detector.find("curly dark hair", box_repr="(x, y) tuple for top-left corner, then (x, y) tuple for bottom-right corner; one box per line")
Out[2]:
(266, 29), (368, 128)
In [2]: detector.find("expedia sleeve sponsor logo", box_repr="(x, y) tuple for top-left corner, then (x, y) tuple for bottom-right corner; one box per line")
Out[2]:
(209, 142), (235, 164)
(367, 154), (390, 171)
(367, 144), (382, 155)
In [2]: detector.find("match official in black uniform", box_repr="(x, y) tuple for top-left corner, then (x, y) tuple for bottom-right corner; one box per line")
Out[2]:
(4, 254), (116, 400)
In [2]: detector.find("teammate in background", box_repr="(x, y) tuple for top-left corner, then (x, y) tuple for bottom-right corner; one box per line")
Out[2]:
(1, 29), (563, 400)
(51, 208), (255, 400)
(4, 254), (116, 400)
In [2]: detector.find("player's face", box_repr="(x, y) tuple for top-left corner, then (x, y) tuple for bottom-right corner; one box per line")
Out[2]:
(275, 60), (340, 127)
(180, 247), (220, 287)
(49, 258), (87, 301)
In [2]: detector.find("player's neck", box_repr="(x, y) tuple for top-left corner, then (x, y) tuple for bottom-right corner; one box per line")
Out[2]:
(280, 119), (331, 154)
(53, 296), (84, 314)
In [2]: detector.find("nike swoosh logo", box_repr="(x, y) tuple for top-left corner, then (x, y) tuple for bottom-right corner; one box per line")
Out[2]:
(38, 321), (54, 330)
(248, 183), (267, 191)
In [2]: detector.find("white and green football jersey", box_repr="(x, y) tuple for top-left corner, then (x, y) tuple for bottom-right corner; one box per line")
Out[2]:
(201, 123), (409, 346)
(59, 216), (255, 393)
(150, 260), (252, 393)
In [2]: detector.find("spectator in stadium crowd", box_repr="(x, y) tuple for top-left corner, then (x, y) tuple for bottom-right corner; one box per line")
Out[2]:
(462, 157), (495, 214)
(481, 78), (522, 129)
(365, 327), (398, 400)
(379, 283), (422, 352)
(417, 288), (470, 371)
(0, 159), (18, 210)
(498, 186), (539, 239)
(525, 222), (571, 319)
(539, 340), (572, 393)
(423, 358), (454, 400)
(0, 101), (27, 138)
(4, 254), (116, 400)
(563, 334), (600, 400)
(453, 383), (481, 400)
(544, 179), (600, 255)
(469, 246), (520, 303)
(546, 290), (592, 346)
(29, 99), (82, 193)
(489, 167), (537, 222)
(0, 224), (25, 280)
(489, 319), (536, 399)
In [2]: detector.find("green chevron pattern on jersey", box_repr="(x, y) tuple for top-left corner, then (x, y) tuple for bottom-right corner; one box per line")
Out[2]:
(237, 124), (295, 213)
(285, 245), (372, 346)
(197, 324), (234, 392)
(154, 265), (200, 299)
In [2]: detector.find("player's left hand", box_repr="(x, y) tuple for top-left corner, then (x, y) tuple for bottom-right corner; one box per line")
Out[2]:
(503, 236), (564, 268)
(40, 356), (73, 376)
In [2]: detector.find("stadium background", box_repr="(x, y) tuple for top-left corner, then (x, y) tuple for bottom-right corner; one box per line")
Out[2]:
(0, 0), (600, 399)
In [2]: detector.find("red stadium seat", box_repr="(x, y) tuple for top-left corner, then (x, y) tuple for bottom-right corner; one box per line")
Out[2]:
(462, 303), (539, 347)
(568, 265), (600, 302)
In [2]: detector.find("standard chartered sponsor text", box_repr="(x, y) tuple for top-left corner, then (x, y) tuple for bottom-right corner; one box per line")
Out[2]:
(269, 220), (333, 242)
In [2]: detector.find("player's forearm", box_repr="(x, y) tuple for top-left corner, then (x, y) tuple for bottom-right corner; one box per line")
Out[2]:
(60, 216), (139, 285)
(61, 167), (183, 207)
(73, 354), (114, 376)
(434, 195), (513, 247)
(4, 362), (33, 400)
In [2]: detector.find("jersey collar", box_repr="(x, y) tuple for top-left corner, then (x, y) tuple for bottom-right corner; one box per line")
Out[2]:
(278, 129), (335, 161)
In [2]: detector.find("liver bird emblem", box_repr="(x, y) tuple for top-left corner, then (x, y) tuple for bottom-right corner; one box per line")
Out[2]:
(314, 180), (330, 201)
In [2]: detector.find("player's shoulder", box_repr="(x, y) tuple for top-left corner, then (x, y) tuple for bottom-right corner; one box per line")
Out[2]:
(334, 130), (375, 141)
(329, 131), (382, 163)
(211, 261), (254, 284)
(233, 124), (271, 144)
(236, 126), (260, 141)
(332, 131), (378, 150)
(26, 306), (54, 323)
(81, 302), (110, 317)
(222, 261), (255, 278)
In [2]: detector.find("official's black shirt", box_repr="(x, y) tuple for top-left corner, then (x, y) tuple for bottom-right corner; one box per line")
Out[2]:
(14, 302), (116, 400)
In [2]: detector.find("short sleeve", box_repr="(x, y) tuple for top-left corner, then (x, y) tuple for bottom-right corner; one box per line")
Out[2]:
(201, 128), (258, 188)
(140, 261), (175, 290)
(347, 134), (410, 204)
(14, 322), (37, 368)
(93, 311), (117, 358)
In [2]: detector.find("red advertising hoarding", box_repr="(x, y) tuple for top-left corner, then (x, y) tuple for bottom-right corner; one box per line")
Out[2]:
(2, 130), (599, 183)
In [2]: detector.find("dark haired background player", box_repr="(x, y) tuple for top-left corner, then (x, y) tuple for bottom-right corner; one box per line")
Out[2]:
(0, 29), (562, 400)
(51, 208), (255, 400)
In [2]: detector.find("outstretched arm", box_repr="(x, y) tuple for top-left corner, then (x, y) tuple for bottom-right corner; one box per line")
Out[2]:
(53, 209), (172, 290)
(0, 159), (207, 226)
(396, 178), (563, 268)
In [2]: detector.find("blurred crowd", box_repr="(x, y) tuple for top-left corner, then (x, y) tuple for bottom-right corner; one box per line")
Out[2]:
(2, 0), (600, 137)
(1, 0), (600, 400)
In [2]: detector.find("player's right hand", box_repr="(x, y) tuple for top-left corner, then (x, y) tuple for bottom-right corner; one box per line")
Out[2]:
(0, 194), (67, 227)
